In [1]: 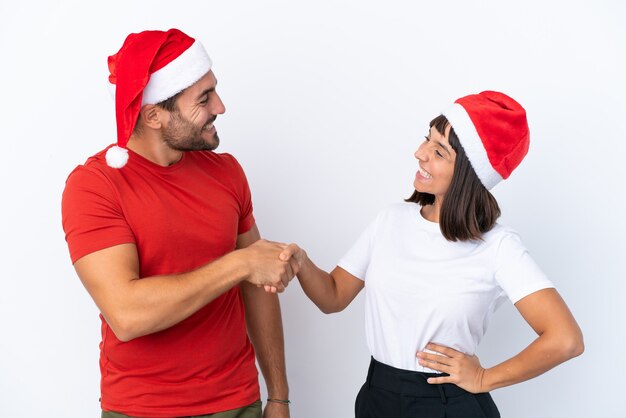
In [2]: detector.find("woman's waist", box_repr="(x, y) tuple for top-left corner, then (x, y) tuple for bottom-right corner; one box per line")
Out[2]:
(365, 356), (469, 398)
(366, 333), (477, 373)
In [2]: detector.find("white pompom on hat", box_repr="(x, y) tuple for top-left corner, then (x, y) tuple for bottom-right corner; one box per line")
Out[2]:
(105, 28), (212, 168)
(442, 91), (530, 190)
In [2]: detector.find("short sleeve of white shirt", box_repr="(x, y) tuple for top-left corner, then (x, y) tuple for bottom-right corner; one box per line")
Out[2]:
(337, 213), (381, 280)
(493, 231), (555, 304)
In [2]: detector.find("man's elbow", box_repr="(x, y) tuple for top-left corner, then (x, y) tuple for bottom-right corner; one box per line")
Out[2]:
(108, 323), (136, 343)
(112, 328), (137, 343)
(105, 313), (143, 342)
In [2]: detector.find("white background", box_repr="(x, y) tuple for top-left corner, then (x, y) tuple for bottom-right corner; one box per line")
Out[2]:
(1, 1), (624, 417)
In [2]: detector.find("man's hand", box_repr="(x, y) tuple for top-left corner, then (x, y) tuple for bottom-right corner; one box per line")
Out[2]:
(416, 343), (487, 393)
(241, 239), (300, 292)
(263, 400), (290, 418)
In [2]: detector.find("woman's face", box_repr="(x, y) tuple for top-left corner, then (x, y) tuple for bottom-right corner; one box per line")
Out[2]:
(413, 124), (457, 200)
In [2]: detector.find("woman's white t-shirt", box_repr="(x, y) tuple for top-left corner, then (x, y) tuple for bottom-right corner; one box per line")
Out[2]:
(338, 202), (554, 372)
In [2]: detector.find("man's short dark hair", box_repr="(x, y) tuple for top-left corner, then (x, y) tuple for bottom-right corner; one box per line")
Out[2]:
(156, 90), (183, 113)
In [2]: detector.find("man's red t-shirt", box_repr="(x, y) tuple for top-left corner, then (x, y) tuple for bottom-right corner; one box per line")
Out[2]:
(62, 146), (260, 417)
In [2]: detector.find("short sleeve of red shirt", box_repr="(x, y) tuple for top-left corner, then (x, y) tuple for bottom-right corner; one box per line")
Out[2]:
(223, 153), (255, 235)
(62, 166), (136, 263)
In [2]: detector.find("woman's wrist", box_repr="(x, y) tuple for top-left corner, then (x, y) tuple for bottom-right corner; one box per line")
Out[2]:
(299, 250), (313, 276)
(480, 367), (496, 392)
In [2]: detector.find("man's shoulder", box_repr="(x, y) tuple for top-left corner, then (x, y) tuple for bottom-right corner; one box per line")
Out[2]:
(187, 151), (247, 176)
(190, 150), (241, 166)
(65, 146), (111, 180)
(63, 145), (125, 198)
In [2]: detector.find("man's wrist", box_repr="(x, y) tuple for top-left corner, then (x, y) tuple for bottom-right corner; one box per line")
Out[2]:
(267, 388), (289, 399)
(225, 248), (249, 284)
(267, 397), (291, 406)
(267, 386), (289, 401)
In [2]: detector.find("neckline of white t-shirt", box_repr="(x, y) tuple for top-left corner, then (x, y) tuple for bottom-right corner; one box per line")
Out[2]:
(410, 203), (442, 234)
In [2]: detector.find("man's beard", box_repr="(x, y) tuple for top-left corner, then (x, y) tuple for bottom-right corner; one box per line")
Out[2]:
(162, 111), (220, 151)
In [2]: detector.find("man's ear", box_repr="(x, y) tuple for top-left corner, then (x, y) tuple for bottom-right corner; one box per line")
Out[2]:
(138, 104), (163, 129)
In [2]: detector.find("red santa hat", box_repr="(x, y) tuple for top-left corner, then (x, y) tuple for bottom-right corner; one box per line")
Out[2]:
(442, 91), (530, 190)
(106, 28), (212, 168)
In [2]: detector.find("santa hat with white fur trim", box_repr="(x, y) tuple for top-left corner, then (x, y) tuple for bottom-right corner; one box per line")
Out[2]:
(442, 91), (530, 190)
(106, 28), (212, 168)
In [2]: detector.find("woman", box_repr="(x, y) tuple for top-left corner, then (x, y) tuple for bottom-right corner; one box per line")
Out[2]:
(279, 91), (584, 417)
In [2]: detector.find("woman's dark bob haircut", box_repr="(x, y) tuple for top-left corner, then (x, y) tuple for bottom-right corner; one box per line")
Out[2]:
(406, 115), (501, 241)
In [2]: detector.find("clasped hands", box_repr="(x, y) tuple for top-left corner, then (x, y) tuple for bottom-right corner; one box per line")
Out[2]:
(242, 240), (304, 293)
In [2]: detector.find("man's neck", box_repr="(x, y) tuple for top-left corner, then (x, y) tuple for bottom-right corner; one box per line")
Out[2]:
(127, 134), (183, 167)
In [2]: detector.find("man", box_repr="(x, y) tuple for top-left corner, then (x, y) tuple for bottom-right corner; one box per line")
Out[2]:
(62, 28), (294, 418)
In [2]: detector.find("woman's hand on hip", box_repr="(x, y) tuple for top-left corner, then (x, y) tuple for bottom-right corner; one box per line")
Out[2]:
(416, 342), (488, 393)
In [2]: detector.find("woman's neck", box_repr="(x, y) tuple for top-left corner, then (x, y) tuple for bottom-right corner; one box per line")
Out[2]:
(421, 200), (442, 223)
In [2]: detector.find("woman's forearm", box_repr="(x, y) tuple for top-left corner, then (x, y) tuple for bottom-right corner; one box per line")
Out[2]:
(297, 255), (342, 313)
(294, 250), (364, 314)
(482, 327), (584, 391)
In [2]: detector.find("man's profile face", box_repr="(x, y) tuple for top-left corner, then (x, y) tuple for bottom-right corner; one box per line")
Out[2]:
(162, 71), (225, 151)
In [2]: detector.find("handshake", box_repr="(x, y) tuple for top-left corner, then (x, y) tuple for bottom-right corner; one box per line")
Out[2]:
(239, 239), (306, 293)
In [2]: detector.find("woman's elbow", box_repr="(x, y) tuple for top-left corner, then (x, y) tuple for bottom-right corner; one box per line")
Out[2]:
(318, 300), (349, 314)
(568, 336), (585, 359)
(319, 304), (343, 314)
(560, 332), (585, 360)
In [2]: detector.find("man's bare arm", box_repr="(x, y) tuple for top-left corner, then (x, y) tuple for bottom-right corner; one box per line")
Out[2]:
(238, 227), (290, 413)
(73, 230), (295, 341)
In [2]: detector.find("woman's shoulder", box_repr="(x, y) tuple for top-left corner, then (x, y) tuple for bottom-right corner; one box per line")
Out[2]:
(369, 201), (436, 234)
(482, 223), (526, 249)
(368, 201), (417, 224)
(379, 201), (419, 217)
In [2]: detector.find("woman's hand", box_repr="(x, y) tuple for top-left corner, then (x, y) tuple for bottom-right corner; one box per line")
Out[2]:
(416, 290), (583, 393)
(416, 343), (488, 393)
(262, 243), (307, 293)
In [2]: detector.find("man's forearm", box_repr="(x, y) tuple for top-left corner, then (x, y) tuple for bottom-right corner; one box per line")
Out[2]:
(75, 236), (293, 342)
(76, 246), (249, 342)
(241, 282), (289, 398)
